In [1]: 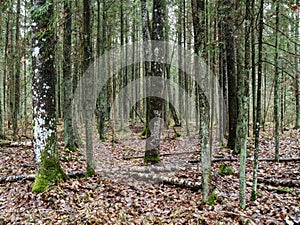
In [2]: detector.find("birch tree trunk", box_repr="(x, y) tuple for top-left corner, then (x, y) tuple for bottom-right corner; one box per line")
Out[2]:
(32, 0), (65, 193)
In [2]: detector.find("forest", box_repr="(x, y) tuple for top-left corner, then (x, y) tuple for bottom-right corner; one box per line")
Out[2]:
(0, 0), (299, 224)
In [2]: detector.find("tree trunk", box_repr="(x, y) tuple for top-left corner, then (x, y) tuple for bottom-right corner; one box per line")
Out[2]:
(183, 0), (190, 136)
(96, 0), (107, 141)
(3, 9), (10, 133)
(144, 0), (165, 164)
(251, 0), (264, 201)
(141, 0), (151, 138)
(63, 0), (76, 151)
(0, 2), (3, 139)
(237, 0), (251, 209)
(224, 0), (238, 150)
(83, 0), (95, 176)
(294, 0), (300, 129)
(12, 0), (21, 141)
(31, 0), (66, 193)
(251, 0), (256, 134)
(274, 0), (280, 162)
(178, 0), (184, 124)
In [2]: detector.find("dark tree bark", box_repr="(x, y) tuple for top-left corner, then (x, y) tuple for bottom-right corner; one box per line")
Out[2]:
(251, 0), (256, 133)
(274, 0), (280, 162)
(82, 0), (95, 176)
(144, 0), (165, 164)
(63, 0), (76, 151)
(12, 0), (21, 141)
(141, 0), (151, 136)
(224, 0), (238, 150)
(31, 0), (65, 193)
(177, 0), (184, 123)
(95, 0), (107, 141)
(295, 0), (300, 129)
(0, 2), (3, 139)
(218, 1), (226, 144)
(251, 0), (264, 201)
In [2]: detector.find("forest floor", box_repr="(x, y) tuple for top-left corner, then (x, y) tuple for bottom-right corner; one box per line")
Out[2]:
(0, 124), (299, 224)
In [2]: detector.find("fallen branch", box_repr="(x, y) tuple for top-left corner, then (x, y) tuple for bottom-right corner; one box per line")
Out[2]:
(241, 177), (300, 189)
(257, 177), (300, 188)
(0, 174), (35, 183)
(127, 165), (181, 173)
(189, 157), (300, 164)
(0, 172), (86, 184)
(123, 151), (201, 160)
(8, 142), (32, 148)
(131, 173), (202, 191)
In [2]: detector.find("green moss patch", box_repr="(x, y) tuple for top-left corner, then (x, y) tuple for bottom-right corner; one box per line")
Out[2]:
(218, 164), (234, 176)
(144, 155), (161, 164)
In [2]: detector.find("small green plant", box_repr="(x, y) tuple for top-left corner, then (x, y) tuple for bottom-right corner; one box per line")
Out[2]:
(274, 187), (293, 194)
(123, 147), (135, 152)
(218, 164), (234, 176)
(139, 127), (149, 137)
(174, 131), (182, 138)
(207, 188), (222, 205)
(100, 137), (107, 142)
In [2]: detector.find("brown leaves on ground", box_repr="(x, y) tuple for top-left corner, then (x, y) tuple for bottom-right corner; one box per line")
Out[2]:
(0, 126), (299, 224)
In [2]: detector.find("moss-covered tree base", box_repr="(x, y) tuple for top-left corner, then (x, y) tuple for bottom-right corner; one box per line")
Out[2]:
(85, 166), (95, 177)
(64, 145), (78, 153)
(32, 166), (66, 193)
(100, 137), (107, 142)
(144, 155), (161, 165)
(32, 150), (66, 193)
